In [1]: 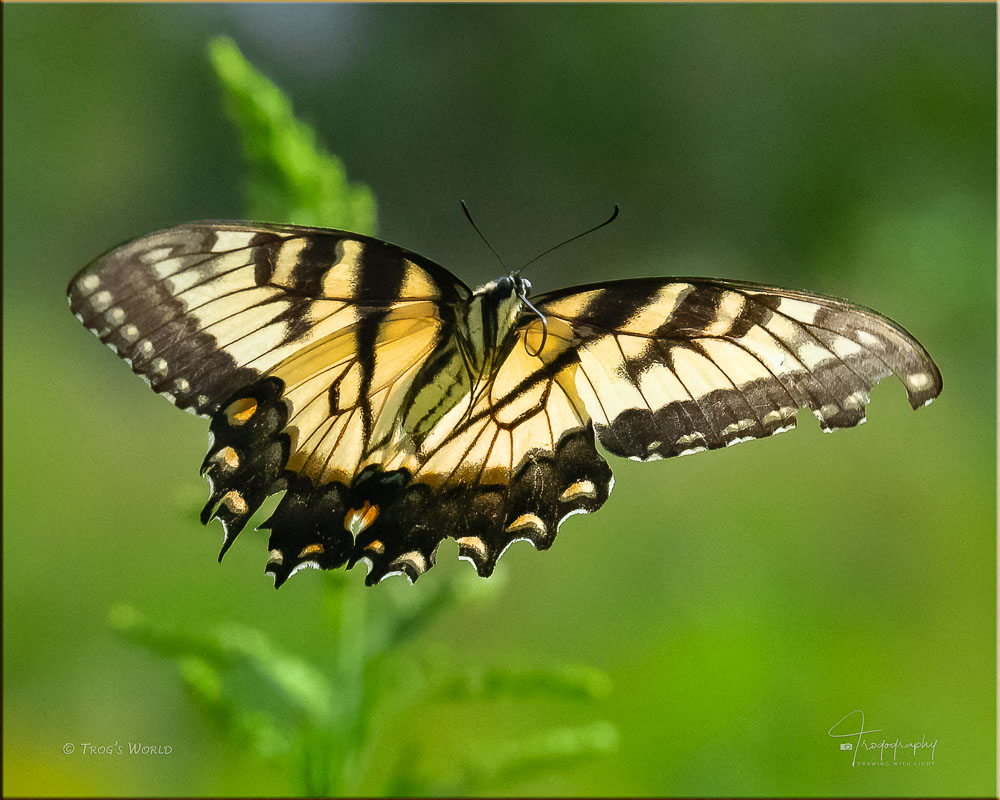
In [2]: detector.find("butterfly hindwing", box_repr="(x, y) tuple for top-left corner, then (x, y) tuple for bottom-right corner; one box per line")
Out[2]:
(399, 321), (612, 580)
(261, 320), (614, 586)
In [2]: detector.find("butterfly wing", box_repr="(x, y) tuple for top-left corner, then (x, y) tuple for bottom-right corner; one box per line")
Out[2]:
(68, 221), (474, 570)
(254, 297), (613, 586)
(70, 229), (943, 588)
(67, 221), (470, 416)
(533, 278), (942, 461)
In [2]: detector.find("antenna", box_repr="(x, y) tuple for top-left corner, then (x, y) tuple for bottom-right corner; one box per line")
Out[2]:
(516, 204), (620, 276)
(460, 200), (508, 271)
(460, 201), (621, 276)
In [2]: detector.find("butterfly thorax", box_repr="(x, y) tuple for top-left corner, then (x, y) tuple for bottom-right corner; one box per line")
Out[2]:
(458, 276), (526, 375)
(397, 275), (525, 445)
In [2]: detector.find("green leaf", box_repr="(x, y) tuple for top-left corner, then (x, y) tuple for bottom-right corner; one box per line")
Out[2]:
(110, 605), (334, 728)
(176, 654), (290, 760)
(211, 623), (336, 724)
(483, 721), (620, 784)
(394, 721), (620, 795)
(436, 663), (613, 702)
(207, 36), (377, 232)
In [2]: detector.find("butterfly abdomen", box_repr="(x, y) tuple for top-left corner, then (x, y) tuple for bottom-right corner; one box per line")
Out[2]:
(398, 346), (473, 443)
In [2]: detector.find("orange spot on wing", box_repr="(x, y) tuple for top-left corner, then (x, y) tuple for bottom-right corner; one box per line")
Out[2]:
(362, 503), (380, 530)
(344, 500), (380, 535)
(226, 397), (258, 424)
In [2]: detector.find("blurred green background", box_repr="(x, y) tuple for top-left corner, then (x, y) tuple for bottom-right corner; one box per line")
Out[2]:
(3, 4), (996, 797)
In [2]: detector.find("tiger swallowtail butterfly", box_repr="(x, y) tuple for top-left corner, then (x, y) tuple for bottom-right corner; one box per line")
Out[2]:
(68, 221), (942, 587)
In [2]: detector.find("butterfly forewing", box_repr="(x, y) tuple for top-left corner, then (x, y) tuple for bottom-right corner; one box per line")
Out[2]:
(67, 222), (470, 416)
(535, 278), (942, 461)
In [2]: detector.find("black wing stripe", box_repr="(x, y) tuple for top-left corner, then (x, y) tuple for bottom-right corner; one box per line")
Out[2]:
(352, 245), (409, 443)
(577, 282), (668, 333)
(284, 236), (341, 297)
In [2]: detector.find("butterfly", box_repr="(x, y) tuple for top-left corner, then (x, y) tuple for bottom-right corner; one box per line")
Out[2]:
(67, 220), (942, 587)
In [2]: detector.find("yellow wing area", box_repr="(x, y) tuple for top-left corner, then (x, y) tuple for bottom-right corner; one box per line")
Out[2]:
(351, 317), (613, 580)
(273, 302), (445, 485)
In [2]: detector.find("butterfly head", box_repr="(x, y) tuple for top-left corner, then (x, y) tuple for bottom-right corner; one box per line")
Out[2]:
(496, 274), (531, 301)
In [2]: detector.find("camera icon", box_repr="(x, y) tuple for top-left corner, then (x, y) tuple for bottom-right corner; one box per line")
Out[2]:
(840, 743), (853, 751)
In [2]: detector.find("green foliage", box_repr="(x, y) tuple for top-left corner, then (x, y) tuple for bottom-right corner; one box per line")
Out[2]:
(108, 39), (617, 797)
(110, 572), (617, 795)
(208, 36), (377, 233)
(435, 663), (613, 703)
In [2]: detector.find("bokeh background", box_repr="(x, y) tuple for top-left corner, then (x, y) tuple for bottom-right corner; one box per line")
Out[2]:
(3, 4), (996, 797)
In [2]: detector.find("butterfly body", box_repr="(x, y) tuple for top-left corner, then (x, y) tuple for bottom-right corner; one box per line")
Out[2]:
(400, 275), (526, 446)
(68, 221), (942, 587)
